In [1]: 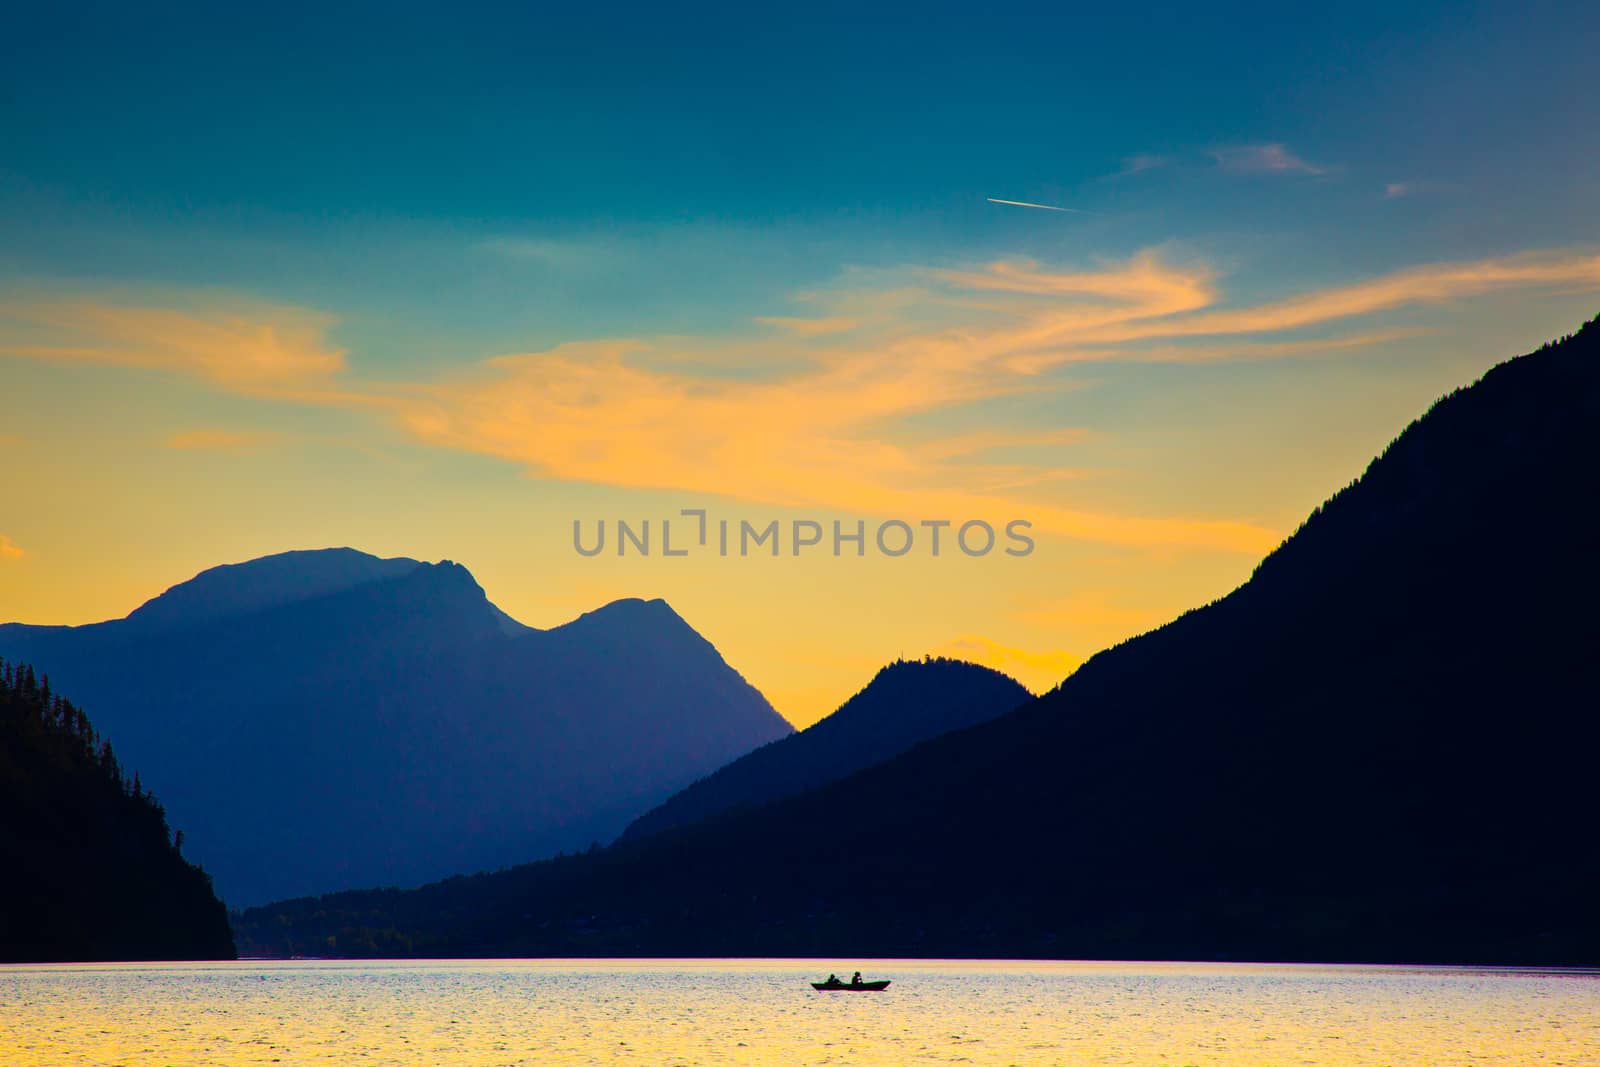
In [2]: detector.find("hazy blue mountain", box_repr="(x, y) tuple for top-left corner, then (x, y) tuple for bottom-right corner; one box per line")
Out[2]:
(623, 657), (1030, 840)
(0, 551), (790, 905)
(1, 659), (234, 962)
(237, 316), (1600, 965)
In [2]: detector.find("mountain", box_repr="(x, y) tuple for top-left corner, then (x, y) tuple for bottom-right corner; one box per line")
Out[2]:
(235, 315), (1600, 965)
(0, 551), (791, 905)
(120, 547), (425, 631)
(0, 659), (234, 961)
(623, 657), (1030, 840)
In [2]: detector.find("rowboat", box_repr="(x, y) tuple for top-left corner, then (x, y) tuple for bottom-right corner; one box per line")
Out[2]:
(811, 979), (890, 991)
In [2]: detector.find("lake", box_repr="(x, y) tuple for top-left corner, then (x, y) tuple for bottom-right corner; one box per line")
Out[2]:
(1, 958), (1594, 1065)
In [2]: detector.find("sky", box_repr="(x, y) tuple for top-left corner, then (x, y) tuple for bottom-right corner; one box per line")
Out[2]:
(2, 2), (1598, 725)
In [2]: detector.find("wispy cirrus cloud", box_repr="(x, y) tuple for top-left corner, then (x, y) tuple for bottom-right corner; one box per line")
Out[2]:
(0, 298), (345, 392)
(1108, 153), (1170, 179)
(0, 534), (24, 560)
(1212, 142), (1326, 176)
(6, 247), (1598, 557)
(754, 315), (860, 336)
(378, 248), (1597, 554)
(1089, 328), (1425, 365)
(166, 428), (282, 453)
(1135, 252), (1600, 339)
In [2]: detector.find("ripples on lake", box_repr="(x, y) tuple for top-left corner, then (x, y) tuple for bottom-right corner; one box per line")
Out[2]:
(1, 958), (1595, 1066)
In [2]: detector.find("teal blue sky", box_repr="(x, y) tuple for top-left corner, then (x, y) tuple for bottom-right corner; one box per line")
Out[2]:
(5, 2), (1597, 348)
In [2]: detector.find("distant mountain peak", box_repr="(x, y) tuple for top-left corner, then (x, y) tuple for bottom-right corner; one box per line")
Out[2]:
(0, 549), (789, 904)
(871, 655), (1023, 686)
(124, 547), (423, 631)
(558, 597), (696, 640)
(584, 596), (675, 617)
(622, 654), (1030, 840)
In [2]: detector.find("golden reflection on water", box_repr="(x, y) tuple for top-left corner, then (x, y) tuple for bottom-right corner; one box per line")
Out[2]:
(1, 958), (1595, 1066)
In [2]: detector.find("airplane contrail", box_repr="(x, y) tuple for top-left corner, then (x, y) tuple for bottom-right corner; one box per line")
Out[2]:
(986, 197), (1087, 213)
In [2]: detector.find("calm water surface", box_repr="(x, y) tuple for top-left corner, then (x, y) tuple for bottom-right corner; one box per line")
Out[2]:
(1, 958), (1595, 1066)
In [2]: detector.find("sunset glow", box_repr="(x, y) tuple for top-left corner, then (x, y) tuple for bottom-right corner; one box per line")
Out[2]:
(3, 6), (1597, 723)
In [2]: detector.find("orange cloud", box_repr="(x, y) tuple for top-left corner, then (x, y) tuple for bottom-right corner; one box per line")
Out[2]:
(376, 248), (1596, 556)
(915, 428), (1093, 462)
(933, 252), (1214, 307)
(1105, 329), (1425, 366)
(385, 326), (1279, 552)
(0, 534), (24, 560)
(166, 428), (281, 453)
(755, 315), (860, 336)
(1138, 252), (1600, 340)
(6, 247), (1596, 557)
(0, 298), (345, 392)
(976, 252), (1600, 375)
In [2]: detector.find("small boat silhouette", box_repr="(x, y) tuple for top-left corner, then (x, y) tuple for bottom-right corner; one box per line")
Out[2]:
(811, 976), (890, 991)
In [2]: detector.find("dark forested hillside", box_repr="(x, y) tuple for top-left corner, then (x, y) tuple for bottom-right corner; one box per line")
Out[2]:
(624, 657), (1030, 840)
(235, 316), (1600, 965)
(0, 659), (234, 962)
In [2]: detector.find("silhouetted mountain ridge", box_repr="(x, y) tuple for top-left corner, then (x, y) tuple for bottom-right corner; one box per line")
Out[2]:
(235, 314), (1600, 965)
(624, 657), (1031, 840)
(123, 547), (425, 632)
(0, 551), (791, 905)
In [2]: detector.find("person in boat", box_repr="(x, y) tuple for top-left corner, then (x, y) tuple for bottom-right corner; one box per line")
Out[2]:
(851, 971), (863, 986)
(824, 973), (841, 987)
